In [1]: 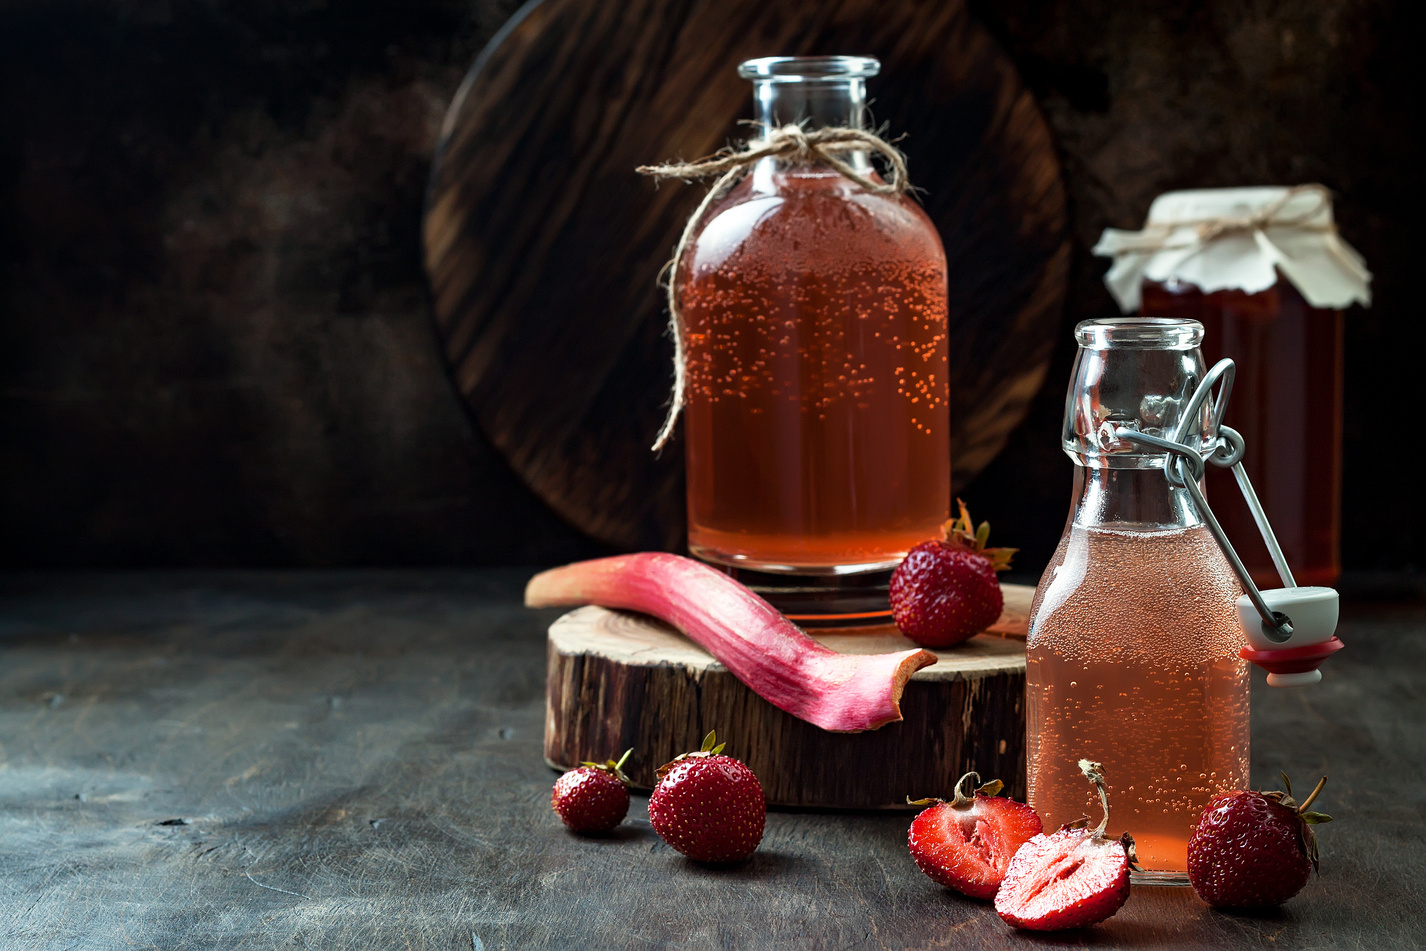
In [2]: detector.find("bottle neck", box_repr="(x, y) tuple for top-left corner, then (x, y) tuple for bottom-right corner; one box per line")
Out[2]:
(750, 79), (871, 174)
(752, 76), (868, 129)
(1069, 465), (1204, 534)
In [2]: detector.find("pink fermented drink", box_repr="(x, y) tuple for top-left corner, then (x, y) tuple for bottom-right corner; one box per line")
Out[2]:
(1027, 521), (1250, 873)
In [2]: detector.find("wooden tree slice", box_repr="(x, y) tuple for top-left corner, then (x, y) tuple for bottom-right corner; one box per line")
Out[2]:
(425, 0), (1069, 551)
(544, 584), (1032, 808)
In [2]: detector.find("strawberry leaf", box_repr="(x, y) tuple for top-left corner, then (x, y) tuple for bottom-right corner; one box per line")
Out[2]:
(984, 547), (1017, 572)
(935, 499), (1016, 570)
(1121, 832), (1143, 872)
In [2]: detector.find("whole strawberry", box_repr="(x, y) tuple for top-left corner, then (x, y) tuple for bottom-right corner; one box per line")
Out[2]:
(995, 760), (1137, 931)
(908, 770), (1043, 899)
(649, 731), (765, 863)
(1187, 772), (1332, 908)
(890, 499), (1015, 648)
(551, 749), (633, 834)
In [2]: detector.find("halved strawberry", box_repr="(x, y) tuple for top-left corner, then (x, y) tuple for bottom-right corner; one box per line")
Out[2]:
(907, 771), (1043, 899)
(994, 760), (1137, 931)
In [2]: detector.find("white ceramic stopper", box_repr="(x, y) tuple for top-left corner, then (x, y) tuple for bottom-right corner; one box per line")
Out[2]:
(1236, 586), (1340, 686)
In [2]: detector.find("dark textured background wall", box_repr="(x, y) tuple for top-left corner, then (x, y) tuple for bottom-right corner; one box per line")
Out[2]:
(0, 0), (1418, 574)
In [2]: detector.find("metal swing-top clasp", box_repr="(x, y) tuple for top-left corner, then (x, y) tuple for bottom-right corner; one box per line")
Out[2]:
(1112, 359), (1345, 687)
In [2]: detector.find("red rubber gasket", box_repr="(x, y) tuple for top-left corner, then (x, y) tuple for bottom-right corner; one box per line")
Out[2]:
(1240, 636), (1345, 675)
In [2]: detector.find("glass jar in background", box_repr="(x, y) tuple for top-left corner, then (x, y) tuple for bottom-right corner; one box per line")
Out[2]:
(1027, 317), (1251, 883)
(1095, 186), (1371, 589)
(679, 56), (950, 624)
(1140, 277), (1342, 586)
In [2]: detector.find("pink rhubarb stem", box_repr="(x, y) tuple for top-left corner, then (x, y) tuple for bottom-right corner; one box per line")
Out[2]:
(525, 553), (936, 733)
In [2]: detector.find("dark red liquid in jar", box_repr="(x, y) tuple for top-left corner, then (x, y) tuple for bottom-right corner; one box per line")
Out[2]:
(680, 166), (950, 570)
(1139, 278), (1343, 587)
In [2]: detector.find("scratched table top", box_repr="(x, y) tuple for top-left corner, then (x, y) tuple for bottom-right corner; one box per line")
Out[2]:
(1, 570), (1423, 950)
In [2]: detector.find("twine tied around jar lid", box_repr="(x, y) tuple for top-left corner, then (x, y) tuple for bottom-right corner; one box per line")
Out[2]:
(1093, 184), (1371, 313)
(636, 125), (913, 452)
(1100, 184), (1333, 254)
(1190, 184), (1333, 242)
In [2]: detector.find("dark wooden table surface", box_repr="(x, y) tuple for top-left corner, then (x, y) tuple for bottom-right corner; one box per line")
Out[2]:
(2, 570), (1422, 950)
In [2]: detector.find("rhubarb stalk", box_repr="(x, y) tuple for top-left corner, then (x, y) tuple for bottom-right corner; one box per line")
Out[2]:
(526, 553), (937, 733)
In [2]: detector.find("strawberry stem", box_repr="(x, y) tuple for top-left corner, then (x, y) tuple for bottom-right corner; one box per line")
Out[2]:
(1078, 759), (1112, 836)
(614, 748), (633, 772)
(1297, 775), (1328, 814)
(947, 769), (1006, 808)
(950, 771), (981, 808)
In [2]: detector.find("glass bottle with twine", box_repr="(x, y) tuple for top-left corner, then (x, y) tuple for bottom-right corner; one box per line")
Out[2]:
(638, 56), (950, 625)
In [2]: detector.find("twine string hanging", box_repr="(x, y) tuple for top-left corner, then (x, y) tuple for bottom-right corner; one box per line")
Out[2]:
(636, 125), (913, 453)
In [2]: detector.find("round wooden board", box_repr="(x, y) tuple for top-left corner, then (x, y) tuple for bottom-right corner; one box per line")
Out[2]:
(544, 584), (1031, 809)
(425, 0), (1069, 551)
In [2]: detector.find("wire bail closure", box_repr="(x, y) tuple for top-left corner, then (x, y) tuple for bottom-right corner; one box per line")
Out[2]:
(1111, 359), (1299, 644)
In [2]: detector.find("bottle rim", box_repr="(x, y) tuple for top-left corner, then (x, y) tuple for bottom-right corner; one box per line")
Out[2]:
(1075, 317), (1204, 351)
(737, 56), (881, 83)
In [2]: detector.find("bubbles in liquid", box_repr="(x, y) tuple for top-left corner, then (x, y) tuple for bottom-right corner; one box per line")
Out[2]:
(681, 169), (950, 568)
(1026, 524), (1251, 873)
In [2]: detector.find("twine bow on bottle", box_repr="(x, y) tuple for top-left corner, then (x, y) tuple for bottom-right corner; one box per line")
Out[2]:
(636, 125), (914, 452)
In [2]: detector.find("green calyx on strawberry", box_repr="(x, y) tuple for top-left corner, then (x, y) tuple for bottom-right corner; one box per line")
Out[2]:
(582, 748), (634, 785)
(907, 770), (1044, 900)
(649, 730), (766, 864)
(552, 748), (634, 834)
(656, 729), (727, 774)
(890, 499), (1017, 649)
(994, 759), (1138, 931)
(1187, 772), (1332, 908)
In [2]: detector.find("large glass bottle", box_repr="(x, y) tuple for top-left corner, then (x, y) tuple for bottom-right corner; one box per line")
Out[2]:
(679, 56), (950, 620)
(1026, 318), (1251, 881)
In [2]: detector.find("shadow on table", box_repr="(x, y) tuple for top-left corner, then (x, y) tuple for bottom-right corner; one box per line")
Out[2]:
(670, 849), (812, 882)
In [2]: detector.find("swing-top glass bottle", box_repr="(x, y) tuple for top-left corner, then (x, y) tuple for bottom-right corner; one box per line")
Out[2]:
(1026, 317), (1251, 881)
